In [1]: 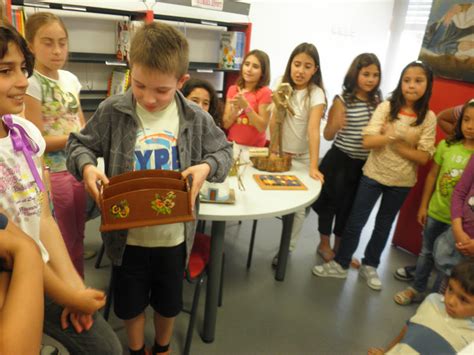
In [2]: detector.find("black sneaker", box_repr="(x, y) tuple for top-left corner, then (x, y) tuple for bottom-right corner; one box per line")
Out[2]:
(394, 266), (416, 281)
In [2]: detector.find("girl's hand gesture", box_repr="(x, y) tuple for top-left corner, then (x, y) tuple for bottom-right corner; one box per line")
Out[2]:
(228, 99), (241, 118)
(234, 88), (250, 111)
(310, 167), (324, 182)
(381, 122), (398, 141)
(396, 125), (420, 146)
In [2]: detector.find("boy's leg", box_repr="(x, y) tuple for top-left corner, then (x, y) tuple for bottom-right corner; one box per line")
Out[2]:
(362, 185), (411, 268)
(43, 297), (122, 355)
(150, 243), (186, 353)
(153, 312), (176, 352)
(412, 216), (450, 293)
(124, 312), (147, 350)
(334, 175), (382, 269)
(114, 246), (151, 350)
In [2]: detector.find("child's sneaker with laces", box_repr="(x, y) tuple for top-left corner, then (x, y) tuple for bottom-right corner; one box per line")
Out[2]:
(359, 264), (382, 290)
(312, 260), (348, 278)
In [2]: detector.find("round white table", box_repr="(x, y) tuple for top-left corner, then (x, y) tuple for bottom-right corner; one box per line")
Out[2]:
(198, 159), (322, 342)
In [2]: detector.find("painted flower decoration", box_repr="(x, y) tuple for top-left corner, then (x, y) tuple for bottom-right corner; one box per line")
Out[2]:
(110, 200), (130, 219)
(151, 191), (176, 215)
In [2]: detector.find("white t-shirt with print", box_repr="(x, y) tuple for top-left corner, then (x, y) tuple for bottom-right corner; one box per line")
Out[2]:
(126, 99), (185, 248)
(0, 115), (49, 262)
(26, 70), (82, 173)
(281, 84), (325, 154)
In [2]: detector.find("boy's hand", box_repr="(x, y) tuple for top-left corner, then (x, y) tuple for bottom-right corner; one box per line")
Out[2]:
(83, 164), (109, 205)
(68, 288), (106, 315)
(367, 348), (385, 355)
(417, 207), (428, 226)
(182, 163), (211, 210)
(456, 240), (474, 257)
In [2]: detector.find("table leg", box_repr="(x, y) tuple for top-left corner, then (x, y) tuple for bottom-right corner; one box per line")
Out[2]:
(202, 220), (226, 343)
(275, 213), (294, 281)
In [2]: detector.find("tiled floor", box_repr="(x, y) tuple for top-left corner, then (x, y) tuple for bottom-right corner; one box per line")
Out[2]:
(78, 207), (426, 355)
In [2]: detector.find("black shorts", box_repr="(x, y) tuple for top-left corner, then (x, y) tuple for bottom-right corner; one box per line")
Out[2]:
(113, 243), (186, 320)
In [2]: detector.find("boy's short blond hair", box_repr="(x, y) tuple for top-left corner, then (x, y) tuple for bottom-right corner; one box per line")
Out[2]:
(129, 22), (189, 78)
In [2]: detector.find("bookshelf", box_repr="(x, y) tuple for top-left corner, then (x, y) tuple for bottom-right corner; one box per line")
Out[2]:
(8, 0), (251, 113)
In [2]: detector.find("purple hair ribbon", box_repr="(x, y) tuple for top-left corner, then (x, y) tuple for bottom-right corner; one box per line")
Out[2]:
(2, 114), (45, 192)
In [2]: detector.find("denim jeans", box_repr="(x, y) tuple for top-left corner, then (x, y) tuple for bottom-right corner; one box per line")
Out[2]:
(434, 228), (467, 276)
(43, 297), (122, 355)
(335, 175), (411, 269)
(412, 216), (450, 292)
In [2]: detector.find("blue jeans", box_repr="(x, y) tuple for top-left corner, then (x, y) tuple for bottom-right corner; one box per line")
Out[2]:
(335, 175), (411, 269)
(434, 228), (467, 276)
(43, 297), (122, 355)
(412, 216), (450, 292)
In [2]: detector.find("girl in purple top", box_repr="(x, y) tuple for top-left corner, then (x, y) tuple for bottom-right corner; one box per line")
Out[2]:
(434, 151), (474, 278)
(452, 154), (474, 254)
(434, 101), (474, 279)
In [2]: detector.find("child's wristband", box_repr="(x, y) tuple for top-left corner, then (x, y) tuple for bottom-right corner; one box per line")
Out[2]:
(244, 106), (253, 114)
(0, 213), (8, 230)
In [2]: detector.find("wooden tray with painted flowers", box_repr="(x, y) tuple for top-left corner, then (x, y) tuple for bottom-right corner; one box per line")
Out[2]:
(99, 170), (195, 232)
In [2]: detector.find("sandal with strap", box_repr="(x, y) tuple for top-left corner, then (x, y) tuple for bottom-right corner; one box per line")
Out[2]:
(394, 287), (418, 305)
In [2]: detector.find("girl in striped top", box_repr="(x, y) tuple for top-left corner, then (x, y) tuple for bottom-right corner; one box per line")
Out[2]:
(313, 53), (382, 262)
(313, 61), (437, 291)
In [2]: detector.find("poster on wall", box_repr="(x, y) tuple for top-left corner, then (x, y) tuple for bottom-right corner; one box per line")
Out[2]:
(419, 1), (473, 83)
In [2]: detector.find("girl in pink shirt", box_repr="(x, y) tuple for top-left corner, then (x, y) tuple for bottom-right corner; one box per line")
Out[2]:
(223, 50), (272, 147)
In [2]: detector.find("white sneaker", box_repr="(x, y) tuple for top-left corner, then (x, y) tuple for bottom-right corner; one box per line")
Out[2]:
(312, 260), (348, 278)
(359, 265), (382, 290)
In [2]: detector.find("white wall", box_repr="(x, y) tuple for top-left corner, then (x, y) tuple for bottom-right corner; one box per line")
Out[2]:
(248, 0), (429, 155)
(249, 0), (395, 100)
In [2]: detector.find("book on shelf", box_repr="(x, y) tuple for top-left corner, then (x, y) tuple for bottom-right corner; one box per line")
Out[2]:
(218, 31), (246, 70)
(11, 8), (26, 37)
(107, 68), (130, 97)
(116, 20), (143, 61)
